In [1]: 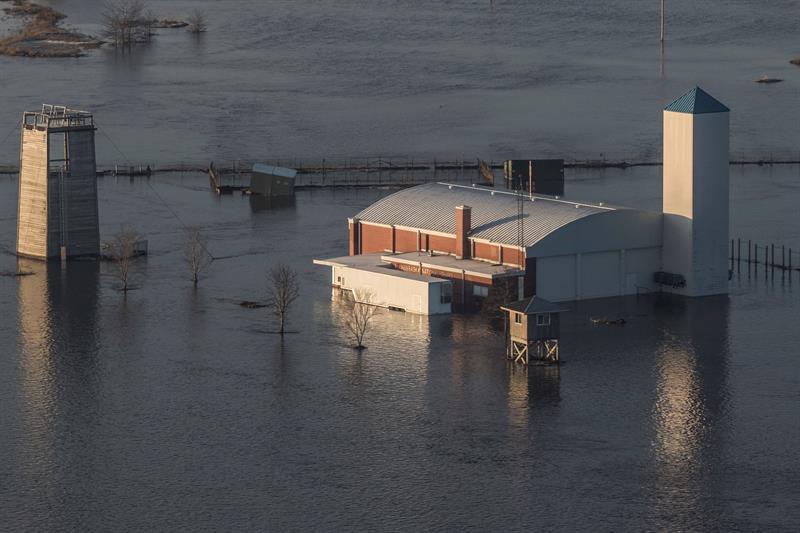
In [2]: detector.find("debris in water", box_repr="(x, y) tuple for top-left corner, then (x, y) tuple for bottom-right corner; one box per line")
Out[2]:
(755, 74), (783, 84)
(591, 317), (626, 326)
(240, 301), (266, 309)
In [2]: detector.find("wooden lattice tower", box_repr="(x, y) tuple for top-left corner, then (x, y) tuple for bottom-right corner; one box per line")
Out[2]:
(501, 296), (565, 365)
(17, 105), (99, 260)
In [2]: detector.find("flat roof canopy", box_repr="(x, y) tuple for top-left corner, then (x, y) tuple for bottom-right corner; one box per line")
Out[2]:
(383, 252), (523, 280)
(313, 254), (450, 284)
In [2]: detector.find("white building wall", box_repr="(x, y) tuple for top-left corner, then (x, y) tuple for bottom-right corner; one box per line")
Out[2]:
(536, 245), (661, 302)
(536, 255), (576, 302)
(332, 265), (451, 315)
(580, 251), (620, 299)
(663, 109), (729, 296)
(624, 247), (662, 294)
(530, 210), (663, 302)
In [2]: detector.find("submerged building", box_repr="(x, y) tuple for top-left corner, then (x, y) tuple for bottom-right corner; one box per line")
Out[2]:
(16, 105), (100, 260)
(316, 87), (730, 313)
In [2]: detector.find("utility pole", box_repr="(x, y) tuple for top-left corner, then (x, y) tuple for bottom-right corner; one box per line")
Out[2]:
(660, 0), (665, 42)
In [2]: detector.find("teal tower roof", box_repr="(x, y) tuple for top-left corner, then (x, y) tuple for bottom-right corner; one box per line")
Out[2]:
(665, 87), (729, 115)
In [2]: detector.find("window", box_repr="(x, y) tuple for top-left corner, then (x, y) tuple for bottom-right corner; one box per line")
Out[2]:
(440, 284), (452, 304)
(514, 313), (522, 324)
(536, 313), (551, 326)
(472, 285), (488, 297)
(336, 276), (342, 283)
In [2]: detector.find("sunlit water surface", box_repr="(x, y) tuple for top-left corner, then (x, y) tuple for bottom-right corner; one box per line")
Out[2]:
(0, 165), (798, 530)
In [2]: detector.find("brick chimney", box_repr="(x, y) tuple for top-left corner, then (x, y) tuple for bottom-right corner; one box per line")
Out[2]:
(455, 205), (471, 259)
(349, 218), (360, 255)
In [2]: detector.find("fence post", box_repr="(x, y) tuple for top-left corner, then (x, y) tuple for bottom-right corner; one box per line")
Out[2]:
(737, 238), (741, 270)
(782, 245), (786, 270)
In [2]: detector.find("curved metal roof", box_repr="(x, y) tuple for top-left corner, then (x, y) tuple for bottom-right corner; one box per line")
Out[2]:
(354, 182), (615, 248)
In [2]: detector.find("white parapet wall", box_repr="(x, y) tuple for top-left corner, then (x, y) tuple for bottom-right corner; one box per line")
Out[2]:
(314, 255), (452, 315)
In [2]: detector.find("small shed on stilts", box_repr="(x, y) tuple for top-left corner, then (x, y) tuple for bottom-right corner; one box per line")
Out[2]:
(501, 296), (565, 364)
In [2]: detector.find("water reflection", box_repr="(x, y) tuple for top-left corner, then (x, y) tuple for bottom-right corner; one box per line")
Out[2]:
(15, 258), (100, 526)
(650, 295), (730, 527)
(249, 195), (297, 212)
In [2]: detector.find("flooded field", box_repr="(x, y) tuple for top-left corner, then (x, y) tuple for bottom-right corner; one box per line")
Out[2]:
(0, 165), (798, 530)
(1, 0), (799, 167)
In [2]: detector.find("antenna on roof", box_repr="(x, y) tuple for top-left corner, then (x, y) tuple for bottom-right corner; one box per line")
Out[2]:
(514, 170), (524, 251)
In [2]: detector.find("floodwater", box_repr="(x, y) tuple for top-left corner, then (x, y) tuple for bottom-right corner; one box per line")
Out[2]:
(1, 0), (800, 167)
(0, 164), (799, 531)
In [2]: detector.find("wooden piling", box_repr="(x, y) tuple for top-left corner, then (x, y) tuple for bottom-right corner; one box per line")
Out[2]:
(737, 238), (741, 270)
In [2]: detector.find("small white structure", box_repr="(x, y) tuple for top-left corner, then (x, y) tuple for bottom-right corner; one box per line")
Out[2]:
(662, 87), (730, 296)
(314, 255), (452, 315)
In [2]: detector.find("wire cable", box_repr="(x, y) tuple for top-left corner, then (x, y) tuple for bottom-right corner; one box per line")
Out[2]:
(96, 124), (216, 261)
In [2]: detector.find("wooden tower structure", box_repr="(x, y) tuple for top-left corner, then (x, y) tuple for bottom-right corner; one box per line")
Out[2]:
(501, 296), (565, 364)
(17, 105), (99, 260)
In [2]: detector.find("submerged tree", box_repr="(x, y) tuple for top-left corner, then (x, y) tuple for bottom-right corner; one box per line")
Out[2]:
(267, 265), (300, 335)
(101, 0), (147, 47)
(107, 227), (141, 291)
(187, 9), (207, 34)
(345, 288), (378, 350)
(183, 226), (212, 286)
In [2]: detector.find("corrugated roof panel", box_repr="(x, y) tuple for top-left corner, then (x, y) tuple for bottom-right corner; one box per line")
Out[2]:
(501, 296), (566, 314)
(665, 87), (729, 115)
(354, 182), (615, 248)
(252, 163), (297, 179)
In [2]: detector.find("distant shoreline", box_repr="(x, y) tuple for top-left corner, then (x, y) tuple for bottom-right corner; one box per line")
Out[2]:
(0, 0), (101, 57)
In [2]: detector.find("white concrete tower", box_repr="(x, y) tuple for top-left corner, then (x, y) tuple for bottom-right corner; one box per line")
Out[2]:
(662, 87), (730, 296)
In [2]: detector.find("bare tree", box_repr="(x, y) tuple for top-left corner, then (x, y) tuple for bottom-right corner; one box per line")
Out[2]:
(187, 9), (207, 34)
(267, 265), (300, 335)
(481, 277), (518, 318)
(345, 288), (378, 349)
(101, 0), (147, 47)
(106, 227), (141, 291)
(183, 226), (212, 286)
(143, 8), (156, 41)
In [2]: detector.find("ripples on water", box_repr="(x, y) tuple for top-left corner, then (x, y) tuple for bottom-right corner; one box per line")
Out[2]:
(0, 166), (798, 530)
(0, 0), (798, 166)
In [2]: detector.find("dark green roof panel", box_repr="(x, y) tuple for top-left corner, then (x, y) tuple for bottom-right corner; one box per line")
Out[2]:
(665, 87), (729, 115)
(501, 296), (566, 315)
